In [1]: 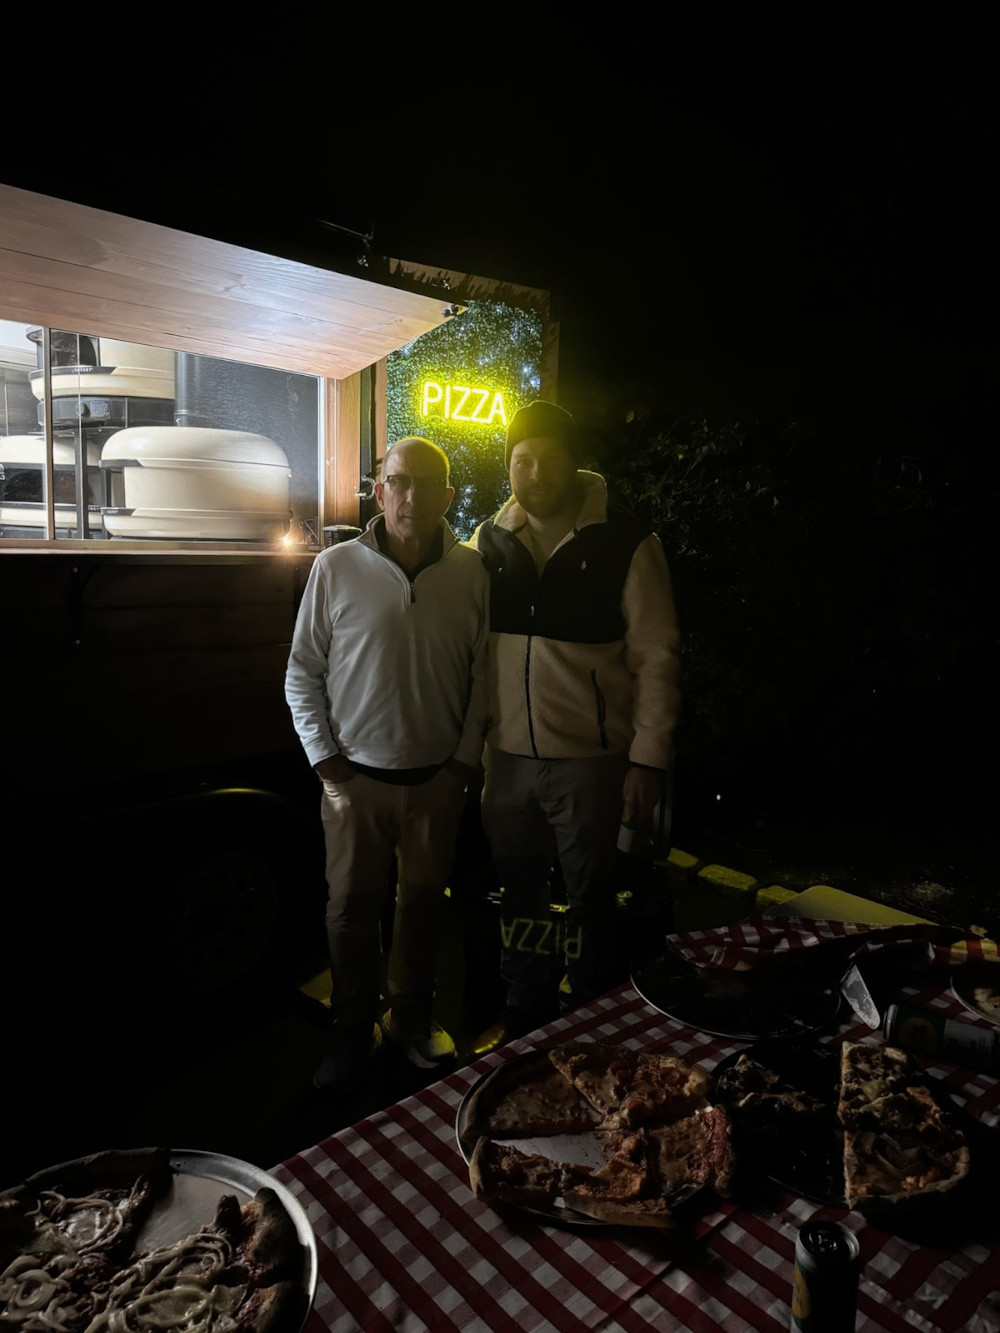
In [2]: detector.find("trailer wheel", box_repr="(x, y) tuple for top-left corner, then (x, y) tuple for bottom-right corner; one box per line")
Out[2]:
(142, 800), (327, 1006)
(154, 845), (284, 994)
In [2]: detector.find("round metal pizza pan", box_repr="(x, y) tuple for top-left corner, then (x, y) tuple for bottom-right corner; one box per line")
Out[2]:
(631, 948), (842, 1040)
(949, 961), (1000, 1028)
(6, 1148), (318, 1332)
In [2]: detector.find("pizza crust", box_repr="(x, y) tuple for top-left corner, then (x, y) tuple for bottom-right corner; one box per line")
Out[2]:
(239, 1188), (305, 1285)
(561, 1189), (674, 1229)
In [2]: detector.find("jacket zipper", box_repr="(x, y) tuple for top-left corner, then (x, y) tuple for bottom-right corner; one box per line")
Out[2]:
(591, 669), (608, 748)
(364, 524), (456, 607)
(525, 605), (538, 756)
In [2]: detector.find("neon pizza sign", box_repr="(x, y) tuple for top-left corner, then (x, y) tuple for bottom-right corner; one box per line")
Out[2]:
(420, 381), (508, 426)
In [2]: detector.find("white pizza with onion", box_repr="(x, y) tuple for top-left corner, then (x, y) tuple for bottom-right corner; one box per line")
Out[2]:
(0, 1149), (306, 1333)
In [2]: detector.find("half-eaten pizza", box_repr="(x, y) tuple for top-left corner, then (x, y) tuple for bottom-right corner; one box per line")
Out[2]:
(713, 1039), (971, 1215)
(463, 1042), (733, 1228)
(0, 1147), (307, 1333)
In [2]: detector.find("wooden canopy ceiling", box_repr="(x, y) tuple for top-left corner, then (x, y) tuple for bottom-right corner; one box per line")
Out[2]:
(0, 183), (460, 381)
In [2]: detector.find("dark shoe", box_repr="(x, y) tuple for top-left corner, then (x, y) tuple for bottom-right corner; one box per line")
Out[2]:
(382, 1009), (457, 1070)
(471, 1005), (551, 1058)
(312, 1022), (383, 1093)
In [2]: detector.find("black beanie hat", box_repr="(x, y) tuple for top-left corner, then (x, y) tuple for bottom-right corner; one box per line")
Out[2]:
(505, 400), (578, 468)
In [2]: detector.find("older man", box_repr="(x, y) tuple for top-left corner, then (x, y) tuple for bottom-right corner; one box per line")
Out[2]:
(470, 401), (682, 1052)
(285, 437), (489, 1092)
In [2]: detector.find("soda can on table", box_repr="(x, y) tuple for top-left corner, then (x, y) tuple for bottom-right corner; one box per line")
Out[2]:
(790, 1219), (860, 1332)
(884, 1001), (1000, 1073)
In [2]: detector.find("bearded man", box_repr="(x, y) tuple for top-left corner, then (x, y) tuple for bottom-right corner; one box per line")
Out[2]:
(469, 401), (681, 1052)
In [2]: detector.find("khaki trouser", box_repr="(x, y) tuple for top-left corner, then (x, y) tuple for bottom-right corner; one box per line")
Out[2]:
(320, 768), (466, 1044)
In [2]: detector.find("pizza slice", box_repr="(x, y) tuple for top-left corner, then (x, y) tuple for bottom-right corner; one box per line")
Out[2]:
(644, 1105), (736, 1197)
(463, 1051), (600, 1140)
(601, 1104), (735, 1198)
(714, 1052), (834, 1134)
(467, 1138), (594, 1210)
(837, 1041), (914, 1123)
(838, 1041), (971, 1212)
(563, 1113), (710, 1230)
(613, 1053), (712, 1131)
(546, 1041), (637, 1121)
(546, 1042), (714, 1133)
(842, 1126), (970, 1210)
(561, 1137), (673, 1229)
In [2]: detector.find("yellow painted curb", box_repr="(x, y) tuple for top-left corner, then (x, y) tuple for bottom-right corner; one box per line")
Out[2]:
(697, 864), (758, 896)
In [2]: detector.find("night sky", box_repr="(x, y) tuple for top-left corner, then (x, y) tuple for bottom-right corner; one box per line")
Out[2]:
(183, 13), (994, 481)
(341, 13), (994, 435)
(10, 12), (993, 440)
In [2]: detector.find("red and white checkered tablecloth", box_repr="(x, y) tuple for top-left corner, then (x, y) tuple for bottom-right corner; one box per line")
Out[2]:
(271, 982), (1000, 1333)
(665, 916), (999, 973)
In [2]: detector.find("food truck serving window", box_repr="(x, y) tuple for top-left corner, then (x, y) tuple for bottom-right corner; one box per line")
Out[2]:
(0, 320), (321, 549)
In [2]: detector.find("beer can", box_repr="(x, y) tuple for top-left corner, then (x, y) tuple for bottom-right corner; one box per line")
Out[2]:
(790, 1219), (860, 1332)
(616, 819), (647, 856)
(884, 1002), (1000, 1073)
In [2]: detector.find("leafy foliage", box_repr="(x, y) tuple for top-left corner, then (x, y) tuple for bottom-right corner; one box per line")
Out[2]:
(387, 300), (542, 537)
(593, 406), (986, 799)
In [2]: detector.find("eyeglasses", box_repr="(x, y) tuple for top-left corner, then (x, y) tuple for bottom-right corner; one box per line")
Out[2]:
(382, 474), (448, 494)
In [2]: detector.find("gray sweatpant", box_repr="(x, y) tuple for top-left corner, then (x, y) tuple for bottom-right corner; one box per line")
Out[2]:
(481, 746), (628, 1014)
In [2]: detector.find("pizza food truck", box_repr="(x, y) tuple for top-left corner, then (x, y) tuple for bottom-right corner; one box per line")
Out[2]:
(0, 181), (558, 1039)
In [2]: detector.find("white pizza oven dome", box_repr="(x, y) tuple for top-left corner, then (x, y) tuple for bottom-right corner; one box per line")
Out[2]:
(101, 425), (292, 541)
(28, 332), (176, 403)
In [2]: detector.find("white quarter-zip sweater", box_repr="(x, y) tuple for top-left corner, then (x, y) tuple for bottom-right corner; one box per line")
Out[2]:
(284, 516), (490, 772)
